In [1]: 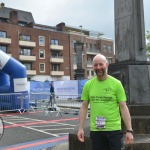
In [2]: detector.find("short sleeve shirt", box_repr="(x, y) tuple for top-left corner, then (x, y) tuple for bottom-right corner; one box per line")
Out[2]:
(81, 75), (126, 131)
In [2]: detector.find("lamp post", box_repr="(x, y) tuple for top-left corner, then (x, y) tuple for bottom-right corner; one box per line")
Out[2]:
(79, 25), (83, 42)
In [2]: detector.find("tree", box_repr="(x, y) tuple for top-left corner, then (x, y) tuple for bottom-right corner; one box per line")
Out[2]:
(145, 31), (150, 59)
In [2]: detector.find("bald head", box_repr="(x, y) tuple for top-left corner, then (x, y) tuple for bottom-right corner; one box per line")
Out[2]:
(93, 54), (108, 63)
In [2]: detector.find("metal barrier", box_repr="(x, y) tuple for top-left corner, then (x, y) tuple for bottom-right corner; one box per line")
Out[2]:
(0, 92), (89, 116)
(29, 93), (87, 115)
(0, 93), (29, 114)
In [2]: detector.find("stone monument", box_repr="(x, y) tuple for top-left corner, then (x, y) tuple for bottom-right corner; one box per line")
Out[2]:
(109, 0), (150, 104)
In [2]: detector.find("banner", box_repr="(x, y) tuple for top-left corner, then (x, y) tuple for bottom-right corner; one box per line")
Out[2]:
(54, 80), (78, 96)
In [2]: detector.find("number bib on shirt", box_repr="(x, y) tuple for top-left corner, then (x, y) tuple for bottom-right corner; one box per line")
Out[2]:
(96, 116), (106, 129)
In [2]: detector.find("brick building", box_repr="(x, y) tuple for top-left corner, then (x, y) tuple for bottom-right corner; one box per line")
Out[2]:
(0, 3), (115, 81)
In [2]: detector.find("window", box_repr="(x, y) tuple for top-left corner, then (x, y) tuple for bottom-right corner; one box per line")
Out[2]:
(39, 63), (45, 72)
(87, 70), (89, 76)
(103, 45), (107, 52)
(18, 21), (27, 26)
(52, 64), (60, 71)
(107, 45), (112, 53)
(72, 40), (76, 48)
(51, 39), (59, 45)
(107, 58), (112, 64)
(90, 44), (92, 49)
(39, 36), (45, 46)
(52, 51), (59, 57)
(91, 70), (95, 76)
(39, 49), (45, 59)
(0, 45), (7, 53)
(93, 44), (97, 49)
(20, 35), (30, 41)
(23, 63), (32, 70)
(86, 43), (89, 48)
(0, 31), (6, 38)
(21, 48), (31, 56)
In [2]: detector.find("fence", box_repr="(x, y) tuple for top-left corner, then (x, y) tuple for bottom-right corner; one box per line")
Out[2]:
(0, 93), (29, 114)
(0, 92), (90, 115)
(29, 93), (83, 114)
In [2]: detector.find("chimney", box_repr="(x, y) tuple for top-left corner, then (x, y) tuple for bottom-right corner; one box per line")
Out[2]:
(56, 22), (65, 31)
(0, 3), (5, 7)
(9, 10), (18, 24)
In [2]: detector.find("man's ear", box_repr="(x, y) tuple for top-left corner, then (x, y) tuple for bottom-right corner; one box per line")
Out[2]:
(106, 63), (109, 67)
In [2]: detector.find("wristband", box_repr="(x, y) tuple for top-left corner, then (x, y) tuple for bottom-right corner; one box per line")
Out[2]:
(126, 130), (133, 134)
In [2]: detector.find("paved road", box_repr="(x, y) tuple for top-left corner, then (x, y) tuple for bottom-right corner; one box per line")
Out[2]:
(0, 108), (80, 150)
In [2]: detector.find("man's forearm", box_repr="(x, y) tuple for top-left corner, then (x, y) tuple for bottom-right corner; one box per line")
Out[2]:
(120, 105), (132, 130)
(79, 107), (88, 129)
(78, 101), (89, 130)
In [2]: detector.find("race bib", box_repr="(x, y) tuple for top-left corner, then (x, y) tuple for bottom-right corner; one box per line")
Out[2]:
(96, 116), (106, 129)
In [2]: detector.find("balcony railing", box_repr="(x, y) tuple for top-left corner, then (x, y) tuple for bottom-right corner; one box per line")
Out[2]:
(50, 71), (64, 76)
(50, 45), (63, 51)
(26, 70), (37, 75)
(86, 48), (100, 55)
(0, 37), (11, 44)
(19, 40), (36, 47)
(50, 56), (64, 63)
(19, 55), (36, 62)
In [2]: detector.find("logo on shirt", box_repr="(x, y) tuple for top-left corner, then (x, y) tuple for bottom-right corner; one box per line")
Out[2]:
(103, 88), (112, 94)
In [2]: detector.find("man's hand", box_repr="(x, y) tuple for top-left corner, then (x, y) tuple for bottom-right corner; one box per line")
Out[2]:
(125, 132), (134, 144)
(77, 129), (85, 142)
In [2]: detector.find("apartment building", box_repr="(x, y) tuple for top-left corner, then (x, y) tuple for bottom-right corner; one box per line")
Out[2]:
(0, 3), (115, 81)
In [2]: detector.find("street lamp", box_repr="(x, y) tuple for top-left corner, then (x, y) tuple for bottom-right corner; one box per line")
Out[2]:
(79, 25), (83, 42)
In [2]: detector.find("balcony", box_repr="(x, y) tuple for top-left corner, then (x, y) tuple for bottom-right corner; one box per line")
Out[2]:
(19, 55), (36, 62)
(86, 48), (100, 55)
(0, 37), (11, 44)
(50, 45), (63, 51)
(26, 70), (36, 75)
(19, 40), (36, 48)
(50, 71), (64, 76)
(7, 53), (12, 57)
(50, 56), (64, 63)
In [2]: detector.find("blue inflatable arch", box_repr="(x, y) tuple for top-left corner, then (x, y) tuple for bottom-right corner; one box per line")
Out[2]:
(0, 50), (29, 110)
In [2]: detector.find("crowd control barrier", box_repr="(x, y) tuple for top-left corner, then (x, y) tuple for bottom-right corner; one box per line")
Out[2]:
(0, 93), (29, 114)
(29, 93), (90, 115)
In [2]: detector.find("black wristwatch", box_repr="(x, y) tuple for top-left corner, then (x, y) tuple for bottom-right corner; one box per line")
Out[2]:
(126, 130), (133, 134)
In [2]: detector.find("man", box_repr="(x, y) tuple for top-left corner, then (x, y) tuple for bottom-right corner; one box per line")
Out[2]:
(49, 81), (55, 107)
(77, 54), (134, 150)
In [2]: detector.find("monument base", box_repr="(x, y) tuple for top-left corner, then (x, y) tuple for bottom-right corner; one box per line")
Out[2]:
(108, 62), (150, 104)
(69, 105), (150, 150)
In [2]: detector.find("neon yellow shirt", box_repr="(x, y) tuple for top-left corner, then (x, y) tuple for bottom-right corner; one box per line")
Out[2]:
(81, 75), (126, 131)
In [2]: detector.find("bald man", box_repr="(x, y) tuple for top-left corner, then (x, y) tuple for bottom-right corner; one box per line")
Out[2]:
(77, 54), (133, 150)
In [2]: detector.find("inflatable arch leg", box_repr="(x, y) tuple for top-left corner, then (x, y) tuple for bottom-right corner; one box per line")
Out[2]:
(0, 50), (29, 110)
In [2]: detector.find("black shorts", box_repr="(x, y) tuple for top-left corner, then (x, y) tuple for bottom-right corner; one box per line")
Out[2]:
(90, 130), (125, 150)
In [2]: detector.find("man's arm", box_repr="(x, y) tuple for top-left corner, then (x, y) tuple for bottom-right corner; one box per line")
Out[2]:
(77, 100), (89, 142)
(119, 102), (134, 144)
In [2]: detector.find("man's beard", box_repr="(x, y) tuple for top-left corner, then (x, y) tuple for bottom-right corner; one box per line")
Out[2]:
(95, 69), (105, 77)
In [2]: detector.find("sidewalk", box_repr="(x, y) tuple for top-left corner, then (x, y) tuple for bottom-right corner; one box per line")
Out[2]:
(52, 142), (68, 150)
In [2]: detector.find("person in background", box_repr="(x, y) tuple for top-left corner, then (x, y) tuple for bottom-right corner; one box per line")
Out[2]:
(49, 81), (55, 107)
(77, 54), (134, 150)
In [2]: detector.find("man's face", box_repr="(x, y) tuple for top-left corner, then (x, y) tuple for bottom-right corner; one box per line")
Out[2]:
(93, 58), (108, 77)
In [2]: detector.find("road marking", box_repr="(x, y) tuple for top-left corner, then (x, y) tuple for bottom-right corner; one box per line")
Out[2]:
(2, 135), (68, 150)
(43, 128), (74, 131)
(4, 117), (79, 129)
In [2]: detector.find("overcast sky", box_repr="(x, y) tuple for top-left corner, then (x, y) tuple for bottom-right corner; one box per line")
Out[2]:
(2, 0), (150, 39)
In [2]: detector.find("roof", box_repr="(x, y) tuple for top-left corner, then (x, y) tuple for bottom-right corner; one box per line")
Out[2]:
(0, 6), (35, 24)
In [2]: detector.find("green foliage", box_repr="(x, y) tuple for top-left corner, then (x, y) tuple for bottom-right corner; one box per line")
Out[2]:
(146, 31), (150, 58)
